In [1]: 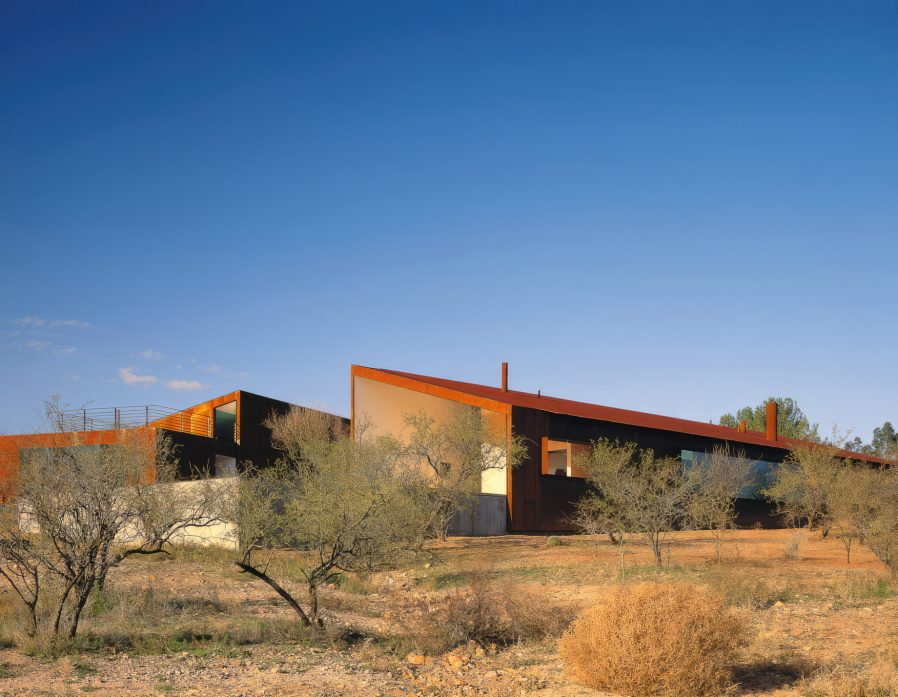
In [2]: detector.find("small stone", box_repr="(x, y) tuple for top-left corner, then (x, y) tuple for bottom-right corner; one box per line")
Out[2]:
(406, 653), (426, 666)
(446, 654), (465, 669)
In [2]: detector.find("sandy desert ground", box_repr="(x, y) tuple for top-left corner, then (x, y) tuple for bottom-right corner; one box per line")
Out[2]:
(1, 528), (896, 696)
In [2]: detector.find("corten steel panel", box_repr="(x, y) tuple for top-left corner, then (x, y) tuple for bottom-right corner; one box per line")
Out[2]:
(509, 406), (548, 532)
(0, 428), (158, 501)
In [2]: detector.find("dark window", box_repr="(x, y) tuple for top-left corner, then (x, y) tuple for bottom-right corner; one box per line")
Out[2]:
(214, 403), (237, 442)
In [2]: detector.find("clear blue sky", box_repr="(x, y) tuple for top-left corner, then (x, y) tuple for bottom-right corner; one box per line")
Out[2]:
(1, 1), (896, 440)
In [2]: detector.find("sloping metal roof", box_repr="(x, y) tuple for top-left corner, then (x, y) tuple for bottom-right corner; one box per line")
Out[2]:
(358, 366), (888, 465)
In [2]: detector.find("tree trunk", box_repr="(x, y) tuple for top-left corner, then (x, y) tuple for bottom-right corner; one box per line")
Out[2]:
(308, 581), (324, 627)
(651, 535), (663, 566)
(234, 561), (313, 626)
(53, 581), (76, 637)
(96, 547), (109, 592)
(67, 583), (93, 639)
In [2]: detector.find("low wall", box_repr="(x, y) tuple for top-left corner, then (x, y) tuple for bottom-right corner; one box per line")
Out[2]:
(449, 493), (507, 536)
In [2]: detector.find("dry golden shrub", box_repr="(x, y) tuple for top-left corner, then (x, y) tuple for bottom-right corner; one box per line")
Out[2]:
(800, 651), (898, 697)
(559, 581), (747, 697)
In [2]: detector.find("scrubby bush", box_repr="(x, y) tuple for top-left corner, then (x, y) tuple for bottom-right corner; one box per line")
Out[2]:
(784, 531), (803, 560)
(438, 579), (574, 648)
(559, 581), (748, 696)
(704, 568), (793, 609)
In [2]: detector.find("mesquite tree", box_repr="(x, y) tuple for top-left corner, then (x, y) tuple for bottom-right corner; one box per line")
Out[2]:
(0, 427), (219, 640)
(685, 445), (755, 561)
(231, 408), (431, 627)
(763, 445), (840, 533)
(576, 438), (694, 568)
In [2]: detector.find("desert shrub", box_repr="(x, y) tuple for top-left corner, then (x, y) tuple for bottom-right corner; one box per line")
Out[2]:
(546, 536), (564, 547)
(831, 572), (894, 604)
(784, 531), (803, 560)
(336, 573), (374, 595)
(559, 581), (748, 696)
(436, 579), (574, 648)
(704, 569), (793, 609)
(86, 585), (231, 626)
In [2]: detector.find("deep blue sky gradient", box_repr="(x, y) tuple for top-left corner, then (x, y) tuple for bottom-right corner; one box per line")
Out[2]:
(1, 1), (896, 439)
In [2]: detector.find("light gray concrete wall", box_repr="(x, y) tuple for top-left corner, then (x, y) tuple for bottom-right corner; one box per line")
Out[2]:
(448, 493), (507, 536)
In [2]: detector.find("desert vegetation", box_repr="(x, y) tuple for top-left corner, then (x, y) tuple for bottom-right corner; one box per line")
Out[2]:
(0, 424), (218, 644)
(3, 415), (898, 696)
(559, 582), (747, 696)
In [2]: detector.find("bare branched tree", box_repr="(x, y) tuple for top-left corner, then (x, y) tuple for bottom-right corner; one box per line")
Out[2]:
(230, 408), (430, 627)
(763, 445), (841, 533)
(0, 405), (220, 641)
(570, 440), (638, 568)
(576, 439), (693, 568)
(864, 468), (898, 576)
(403, 405), (526, 539)
(685, 445), (755, 561)
(826, 464), (887, 564)
(0, 508), (40, 637)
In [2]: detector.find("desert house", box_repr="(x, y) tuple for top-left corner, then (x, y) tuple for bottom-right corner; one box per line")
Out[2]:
(0, 370), (886, 537)
(352, 363), (888, 534)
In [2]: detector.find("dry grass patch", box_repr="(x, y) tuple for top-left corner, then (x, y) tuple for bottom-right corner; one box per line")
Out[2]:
(402, 577), (575, 654)
(800, 651), (898, 697)
(559, 581), (748, 696)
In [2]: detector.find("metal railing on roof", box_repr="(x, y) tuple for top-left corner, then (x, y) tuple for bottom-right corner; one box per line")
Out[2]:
(55, 405), (213, 438)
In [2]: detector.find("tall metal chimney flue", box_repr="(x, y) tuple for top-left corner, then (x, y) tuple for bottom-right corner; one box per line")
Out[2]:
(766, 400), (777, 441)
(501, 362), (508, 392)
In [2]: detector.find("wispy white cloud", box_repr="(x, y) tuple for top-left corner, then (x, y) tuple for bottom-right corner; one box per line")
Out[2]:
(68, 373), (82, 382)
(166, 379), (204, 392)
(119, 367), (157, 386)
(11, 339), (77, 354)
(49, 319), (90, 329)
(12, 316), (89, 329)
(15, 316), (46, 328)
(134, 349), (163, 361)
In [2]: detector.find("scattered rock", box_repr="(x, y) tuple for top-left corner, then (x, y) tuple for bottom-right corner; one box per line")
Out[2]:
(406, 653), (426, 666)
(446, 654), (465, 669)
